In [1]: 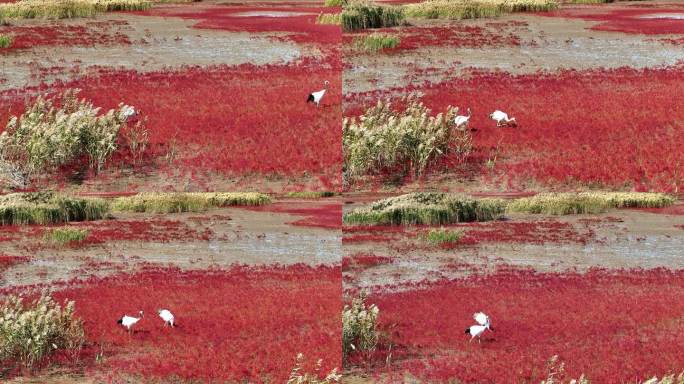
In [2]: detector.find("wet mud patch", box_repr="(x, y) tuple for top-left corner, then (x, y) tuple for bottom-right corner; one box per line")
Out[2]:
(0, 201), (341, 287)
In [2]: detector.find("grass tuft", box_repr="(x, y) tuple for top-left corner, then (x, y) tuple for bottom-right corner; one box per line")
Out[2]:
(507, 192), (675, 215)
(112, 192), (271, 213)
(423, 227), (464, 245)
(0, 192), (109, 226)
(342, 1), (404, 31)
(317, 12), (341, 25)
(403, 0), (558, 20)
(0, 34), (12, 48)
(343, 192), (507, 226)
(0, 0), (154, 22)
(354, 33), (400, 52)
(324, 0), (346, 6)
(44, 227), (89, 245)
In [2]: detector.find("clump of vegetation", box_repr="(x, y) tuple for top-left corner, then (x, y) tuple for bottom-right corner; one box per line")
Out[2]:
(343, 92), (472, 182)
(324, 0), (346, 6)
(342, 1), (404, 31)
(0, 89), (135, 188)
(540, 355), (684, 384)
(112, 192), (271, 213)
(316, 12), (341, 25)
(0, 293), (85, 369)
(0, 34), (12, 49)
(286, 191), (337, 199)
(403, 0), (558, 20)
(286, 353), (341, 384)
(0, 0), (153, 21)
(424, 227), (464, 245)
(344, 192), (506, 225)
(44, 227), (89, 246)
(507, 192), (675, 215)
(342, 292), (379, 361)
(0, 192), (109, 226)
(566, 0), (612, 4)
(354, 33), (400, 52)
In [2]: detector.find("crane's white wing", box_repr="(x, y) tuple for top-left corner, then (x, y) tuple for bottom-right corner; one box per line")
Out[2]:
(473, 312), (489, 326)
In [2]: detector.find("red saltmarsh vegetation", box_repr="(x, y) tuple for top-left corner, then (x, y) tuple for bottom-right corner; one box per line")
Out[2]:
(2, 265), (342, 382)
(345, 66), (684, 191)
(359, 267), (684, 383)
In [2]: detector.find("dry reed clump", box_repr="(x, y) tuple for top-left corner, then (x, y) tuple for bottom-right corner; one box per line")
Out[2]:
(0, 293), (85, 369)
(341, 1), (405, 31)
(0, 191), (109, 226)
(342, 292), (379, 361)
(0, 89), (135, 188)
(343, 192), (507, 225)
(343, 92), (472, 183)
(507, 192), (675, 215)
(403, 0), (558, 20)
(286, 353), (341, 384)
(316, 12), (341, 25)
(111, 192), (271, 213)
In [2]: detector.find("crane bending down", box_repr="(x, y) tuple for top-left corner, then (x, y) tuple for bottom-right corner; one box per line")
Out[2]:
(465, 312), (493, 343)
(158, 308), (175, 328)
(454, 107), (472, 130)
(489, 110), (516, 127)
(117, 310), (143, 333)
(307, 80), (329, 107)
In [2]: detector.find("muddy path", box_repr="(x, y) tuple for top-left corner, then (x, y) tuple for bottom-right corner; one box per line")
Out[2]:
(343, 204), (684, 290)
(0, 200), (341, 288)
(344, 3), (684, 94)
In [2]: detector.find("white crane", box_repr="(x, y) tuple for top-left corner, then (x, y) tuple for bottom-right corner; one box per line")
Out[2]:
(158, 308), (175, 328)
(490, 110), (516, 127)
(119, 105), (136, 122)
(454, 108), (472, 130)
(307, 80), (329, 107)
(465, 312), (493, 343)
(117, 310), (143, 333)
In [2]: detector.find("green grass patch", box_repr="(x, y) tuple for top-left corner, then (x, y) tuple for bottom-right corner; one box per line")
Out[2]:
(0, 192), (109, 226)
(506, 192), (675, 215)
(0, 34), (12, 48)
(325, 0), (346, 6)
(403, 0), (558, 20)
(317, 12), (341, 25)
(112, 192), (271, 213)
(44, 227), (89, 245)
(342, 2), (405, 31)
(286, 191), (337, 199)
(354, 33), (400, 52)
(343, 192), (507, 226)
(423, 228), (464, 245)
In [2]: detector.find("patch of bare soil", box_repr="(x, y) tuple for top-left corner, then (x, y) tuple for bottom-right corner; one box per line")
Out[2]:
(343, 207), (684, 290)
(0, 200), (340, 288)
(344, 11), (684, 93)
(0, 12), (315, 92)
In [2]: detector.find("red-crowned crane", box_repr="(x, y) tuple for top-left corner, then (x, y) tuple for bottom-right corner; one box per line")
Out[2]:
(465, 312), (493, 343)
(117, 310), (143, 333)
(158, 308), (175, 328)
(307, 80), (329, 107)
(454, 107), (472, 130)
(490, 110), (516, 127)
